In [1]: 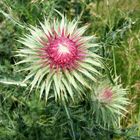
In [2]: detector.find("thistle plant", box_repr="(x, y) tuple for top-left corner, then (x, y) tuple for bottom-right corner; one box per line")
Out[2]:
(17, 14), (102, 102)
(91, 78), (129, 128)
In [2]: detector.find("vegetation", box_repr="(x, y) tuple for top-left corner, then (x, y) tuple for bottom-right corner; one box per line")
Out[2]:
(0, 0), (140, 139)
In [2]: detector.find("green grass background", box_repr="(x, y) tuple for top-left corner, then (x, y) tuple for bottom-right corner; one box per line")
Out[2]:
(0, 0), (140, 139)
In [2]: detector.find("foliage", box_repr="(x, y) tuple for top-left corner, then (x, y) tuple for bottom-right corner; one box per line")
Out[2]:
(0, 0), (140, 140)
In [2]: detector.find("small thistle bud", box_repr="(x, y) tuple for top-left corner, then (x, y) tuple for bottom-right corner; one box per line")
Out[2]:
(91, 78), (128, 128)
(98, 88), (113, 103)
(17, 13), (102, 102)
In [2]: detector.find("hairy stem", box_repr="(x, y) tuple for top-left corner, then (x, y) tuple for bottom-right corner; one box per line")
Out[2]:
(64, 103), (76, 140)
(112, 46), (117, 78)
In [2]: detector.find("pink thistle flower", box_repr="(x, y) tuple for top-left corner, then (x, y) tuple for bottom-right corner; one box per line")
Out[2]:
(17, 13), (102, 102)
(40, 34), (85, 70)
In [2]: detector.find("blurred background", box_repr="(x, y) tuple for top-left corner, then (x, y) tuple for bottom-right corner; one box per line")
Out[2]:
(0, 0), (140, 139)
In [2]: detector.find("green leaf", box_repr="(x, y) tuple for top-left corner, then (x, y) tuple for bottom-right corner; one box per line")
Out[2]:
(0, 79), (27, 87)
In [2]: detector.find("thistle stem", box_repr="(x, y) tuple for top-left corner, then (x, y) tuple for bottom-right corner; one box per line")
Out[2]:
(63, 103), (76, 140)
(112, 46), (117, 78)
(103, 61), (115, 85)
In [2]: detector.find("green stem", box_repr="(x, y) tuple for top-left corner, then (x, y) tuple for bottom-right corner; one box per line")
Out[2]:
(103, 62), (115, 85)
(127, 41), (132, 91)
(112, 46), (117, 78)
(64, 103), (76, 140)
(106, 0), (111, 28)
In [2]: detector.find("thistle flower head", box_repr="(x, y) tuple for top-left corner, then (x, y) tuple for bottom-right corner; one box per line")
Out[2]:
(91, 78), (128, 128)
(41, 34), (85, 70)
(17, 13), (101, 102)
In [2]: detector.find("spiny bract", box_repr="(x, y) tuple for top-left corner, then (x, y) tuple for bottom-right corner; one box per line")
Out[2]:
(17, 14), (102, 102)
